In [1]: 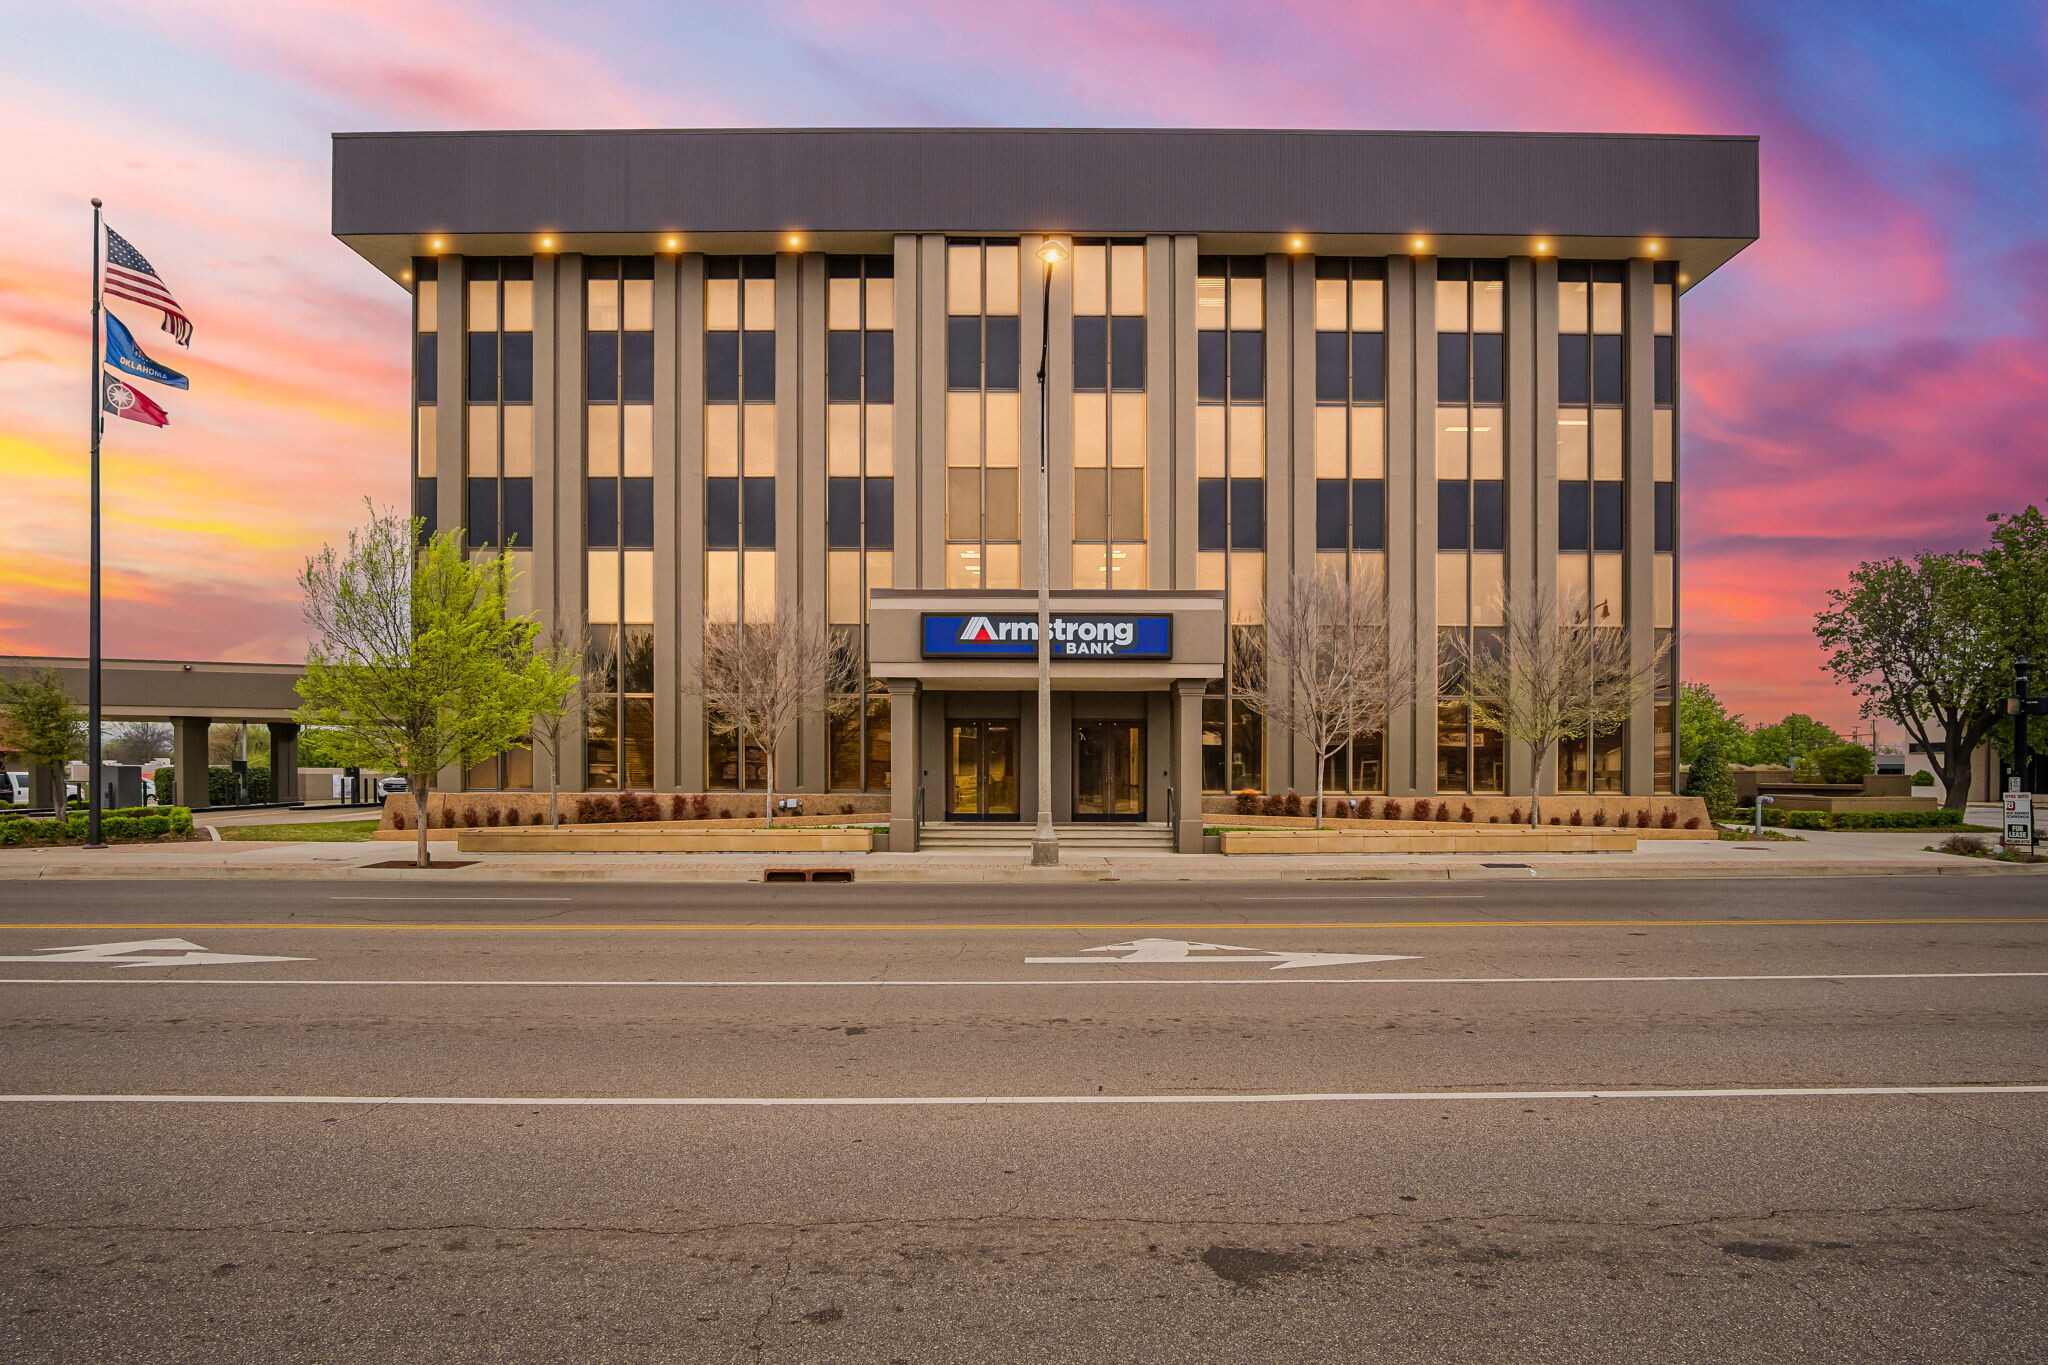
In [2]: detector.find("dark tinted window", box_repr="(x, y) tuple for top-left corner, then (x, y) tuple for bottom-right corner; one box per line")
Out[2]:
(1072, 316), (1107, 391)
(1351, 479), (1385, 550)
(414, 477), (437, 538)
(502, 478), (532, 547)
(467, 478), (498, 546)
(585, 478), (618, 548)
(468, 333), (500, 402)
(740, 332), (775, 401)
(1227, 331), (1263, 401)
(1437, 332), (1469, 402)
(1654, 481), (1674, 552)
(826, 477), (861, 548)
(415, 334), (437, 403)
(1197, 478), (1227, 550)
(864, 477), (893, 548)
(500, 333), (532, 403)
(947, 317), (982, 391)
(983, 316), (1019, 391)
(1593, 480), (1625, 552)
(704, 332), (739, 402)
(1228, 478), (1264, 550)
(1558, 481), (1589, 551)
(1315, 332), (1348, 403)
(1351, 332), (1385, 403)
(864, 332), (892, 401)
(1592, 334), (1624, 405)
(1558, 336), (1589, 405)
(1654, 335), (1674, 405)
(620, 477), (653, 548)
(1472, 479), (1504, 551)
(1315, 479), (1348, 550)
(1109, 316), (1145, 390)
(1471, 333), (1504, 405)
(1197, 331), (1226, 402)
(620, 333), (654, 403)
(584, 333), (616, 402)
(741, 477), (776, 548)
(827, 332), (862, 402)
(1438, 480), (1470, 550)
(704, 477), (739, 549)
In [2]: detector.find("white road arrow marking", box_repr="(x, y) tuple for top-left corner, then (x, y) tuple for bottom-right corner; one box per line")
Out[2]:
(1024, 937), (1416, 972)
(0, 939), (312, 968)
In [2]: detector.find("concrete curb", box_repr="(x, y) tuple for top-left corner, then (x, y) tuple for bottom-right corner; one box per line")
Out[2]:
(0, 859), (2040, 884)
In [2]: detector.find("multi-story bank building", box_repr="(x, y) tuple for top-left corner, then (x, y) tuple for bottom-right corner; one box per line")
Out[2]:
(333, 128), (1757, 852)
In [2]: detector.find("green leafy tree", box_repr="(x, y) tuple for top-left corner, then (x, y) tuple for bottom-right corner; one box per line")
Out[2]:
(0, 667), (83, 807)
(1814, 550), (2001, 811)
(294, 727), (355, 770)
(1678, 681), (1753, 765)
(293, 506), (577, 866)
(1683, 732), (1738, 821)
(1808, 742), (1875, 785)
(1746, 713), (1843, 767)
(1979, 506), (2048, 788)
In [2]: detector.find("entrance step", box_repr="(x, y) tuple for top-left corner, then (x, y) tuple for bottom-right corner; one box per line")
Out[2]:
(917, 822), (1177, 854)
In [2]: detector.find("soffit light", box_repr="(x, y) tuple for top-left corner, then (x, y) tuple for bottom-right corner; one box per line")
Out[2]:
(1037, 239), (1069, 265)
(1647, 242), (1662, 253)
(430, 238), (444, 250)
(1535, 241), (1550, 253)
(787, 233), (803, 248)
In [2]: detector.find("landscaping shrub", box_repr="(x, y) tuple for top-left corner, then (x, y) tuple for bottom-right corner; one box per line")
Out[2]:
(1592, 809), (1607, 826)
(1911, 771), (1935, 787)
(1233, 791), (1259, 816)
(1383, 800), (1402, 819)
(1413, 801), (1433, 821)
(840, 803), (855, 815)
(1684, 735), (1739, 821)
(391, 810), (406, 830)
(1509, 806), (1524, 824)
(1459, 804), (1475, 823)
(1830, 808), (1963, 831)
(1659, 808), (1678, 829)
(1487, 815), (1499, 823)
(460, 805), (480, 829)
(1683, 817), (1701, 829)
(1568, 808), (1584, 826)
(1434, 801), (1451, 821)
(1283, 793), (1304, 818)
(1357, 796), (1375, 819)
(1548, 816), (1561, 825)
(0, 806), (193, 847)
(689, 794), (711, 820)
(717, 807), (732, 820)
(1636, 809), (1653, 828)
(1811, 743), (1875, 786)
(1937, 834), (1993, 856)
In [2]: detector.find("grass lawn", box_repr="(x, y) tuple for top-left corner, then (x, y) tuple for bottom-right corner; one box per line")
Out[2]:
(219, 819), (380, 843)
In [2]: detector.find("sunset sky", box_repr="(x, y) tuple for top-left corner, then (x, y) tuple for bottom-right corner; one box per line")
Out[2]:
(2, 0), (2043, 732)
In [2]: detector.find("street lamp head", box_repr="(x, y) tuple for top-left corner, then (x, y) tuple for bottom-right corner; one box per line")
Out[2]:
(1037, 239), (1069, 266)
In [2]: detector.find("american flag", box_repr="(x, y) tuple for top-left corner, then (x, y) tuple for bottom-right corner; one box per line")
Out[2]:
(104, 227), (192, 346)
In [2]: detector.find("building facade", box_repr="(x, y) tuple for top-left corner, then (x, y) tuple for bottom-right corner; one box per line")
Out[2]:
(333, 127), (1758, 851)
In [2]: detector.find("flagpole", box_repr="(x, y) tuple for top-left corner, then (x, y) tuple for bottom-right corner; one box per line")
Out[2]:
(86, 198), (105, 849)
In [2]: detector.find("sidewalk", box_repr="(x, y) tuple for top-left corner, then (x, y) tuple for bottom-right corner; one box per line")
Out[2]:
(1, 826), (2040, 882)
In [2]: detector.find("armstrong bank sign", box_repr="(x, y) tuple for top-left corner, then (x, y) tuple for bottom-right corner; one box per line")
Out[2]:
(921, 612), (1173, 659)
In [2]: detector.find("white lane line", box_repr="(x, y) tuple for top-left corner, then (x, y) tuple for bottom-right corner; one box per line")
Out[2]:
(2, 972), (2045, 988)
(1243, 895), (1487, 901)
(5, 1085), (2045, 1109)
(325, 897), (576, 902)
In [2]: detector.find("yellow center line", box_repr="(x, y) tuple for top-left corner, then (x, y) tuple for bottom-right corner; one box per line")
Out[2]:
(0, 918), (2042, 933)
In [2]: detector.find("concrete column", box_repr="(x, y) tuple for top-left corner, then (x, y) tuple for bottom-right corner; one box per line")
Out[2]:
(1623, 259), (1658, 795)
(435, 255), (466, 546)
(1381, 256), (1424, 796)
(267, 722), (300, 806)
(172, 716), (210, 810)
(1173, 679), (1205, 852)
(651, 252), (681, 792)
(675, 254), (708, 791)
(885, 678), (921, 850)
(792, 251), (831, 794)
(1169, 235), (1200, 590)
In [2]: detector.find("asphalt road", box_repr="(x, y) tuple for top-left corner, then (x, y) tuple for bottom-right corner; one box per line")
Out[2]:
(2, 874), (2044, 1363)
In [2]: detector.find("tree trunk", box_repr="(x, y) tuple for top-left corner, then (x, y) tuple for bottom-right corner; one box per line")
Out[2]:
(1313, 774), (1327, 830)
(548, 776), (560, 828)
(1939, 723), (1975, 811)
(1530, 743), (1551, 828)
(412, 786), (431, 868)
(764, 746), (776, 827)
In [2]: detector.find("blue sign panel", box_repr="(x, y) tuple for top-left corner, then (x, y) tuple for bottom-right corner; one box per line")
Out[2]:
(922, 613), (1173, 660)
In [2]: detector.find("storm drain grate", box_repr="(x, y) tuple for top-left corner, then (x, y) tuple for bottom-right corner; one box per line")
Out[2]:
(762, 868), (856, 884)
(1481, 862), (1531, 869)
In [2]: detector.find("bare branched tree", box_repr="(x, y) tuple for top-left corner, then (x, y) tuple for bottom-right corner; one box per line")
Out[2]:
(524, 621), (585, 828)
(1238, 567), (1413, 827)
(1450, 588), (1669, 827)
(697, 613), (860, 825)
(104, 720), (172, 766)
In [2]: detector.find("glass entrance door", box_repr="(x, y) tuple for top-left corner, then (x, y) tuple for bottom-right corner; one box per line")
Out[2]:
(947, 720), (1020, 820)
(1073, 720), (1146, 821)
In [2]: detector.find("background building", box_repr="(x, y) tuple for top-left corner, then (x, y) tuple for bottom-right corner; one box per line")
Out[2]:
(333, 127), (1758, 850)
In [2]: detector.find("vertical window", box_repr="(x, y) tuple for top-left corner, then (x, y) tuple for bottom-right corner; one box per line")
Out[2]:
(1311, 257), (1388, 605)
(1435, 257), (1507, 790)
(1197, 255), (1269, 792)
(703, 252), (779, 712)
(1069, 241), (1148, 589)
(412, 258), (438, 543)
(943, 240), (1022, 591)
(459, 258), (534, 578)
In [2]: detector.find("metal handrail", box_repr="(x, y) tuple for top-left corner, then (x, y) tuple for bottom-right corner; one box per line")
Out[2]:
(1166, 784), (1177, 831)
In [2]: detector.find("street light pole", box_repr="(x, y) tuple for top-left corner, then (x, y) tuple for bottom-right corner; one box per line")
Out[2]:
(1030, 238), (1067, 867)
